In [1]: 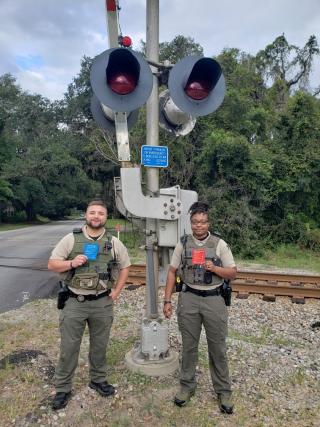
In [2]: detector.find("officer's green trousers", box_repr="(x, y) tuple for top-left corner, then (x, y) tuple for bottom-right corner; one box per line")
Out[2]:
(54, 295), (113, 393)
(177, 291), (231, 396)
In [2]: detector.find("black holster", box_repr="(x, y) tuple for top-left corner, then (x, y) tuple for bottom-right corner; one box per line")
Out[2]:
(220, 280), (232, 306)
(57, 281), (70, 310)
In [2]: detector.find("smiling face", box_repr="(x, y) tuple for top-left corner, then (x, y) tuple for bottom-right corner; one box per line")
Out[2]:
(85, 204), (107, 231)
(190, 212), (210, 240)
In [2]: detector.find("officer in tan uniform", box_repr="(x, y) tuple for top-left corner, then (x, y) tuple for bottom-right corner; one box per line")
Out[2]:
(163, 202), (236, 414)
(48, 200), (130, 410)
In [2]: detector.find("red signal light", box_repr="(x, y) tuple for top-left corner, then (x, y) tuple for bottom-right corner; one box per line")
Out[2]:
(184, 80), (211, 100)
(108, 72), (136, 95)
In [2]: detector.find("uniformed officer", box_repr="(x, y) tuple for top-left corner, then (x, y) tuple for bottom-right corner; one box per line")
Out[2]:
(163, 202), (236, 414)
(48, 200), (131, 410)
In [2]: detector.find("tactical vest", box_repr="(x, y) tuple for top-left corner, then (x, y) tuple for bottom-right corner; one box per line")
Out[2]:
(180, 234), (222, 287)
(64, 230), (117, 292)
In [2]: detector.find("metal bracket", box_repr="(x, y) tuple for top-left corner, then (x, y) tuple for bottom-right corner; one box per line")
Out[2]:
(115, 112), (131, 162)
(120, 167), (182, 220)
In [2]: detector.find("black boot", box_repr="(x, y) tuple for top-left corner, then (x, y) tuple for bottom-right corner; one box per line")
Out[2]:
(89, 380), (115, 397)
(52, 391), (72, 410)
(218, 394), (234, 414)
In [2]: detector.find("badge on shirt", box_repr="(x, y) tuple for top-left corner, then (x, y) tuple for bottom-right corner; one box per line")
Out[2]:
(192, 249), (206, 265)
(83, 243), (99, 261)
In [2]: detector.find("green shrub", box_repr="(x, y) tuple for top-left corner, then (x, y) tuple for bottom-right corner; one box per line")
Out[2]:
(299, 227), (320, 251)
(3, 211), (27, 223)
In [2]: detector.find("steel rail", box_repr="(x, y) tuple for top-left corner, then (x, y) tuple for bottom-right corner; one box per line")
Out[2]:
(127, 264), (320, 302)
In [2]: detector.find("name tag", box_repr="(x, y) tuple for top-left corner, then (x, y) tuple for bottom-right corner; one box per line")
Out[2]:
(83, 243), (99, 261)
(192, 249), (206, 265)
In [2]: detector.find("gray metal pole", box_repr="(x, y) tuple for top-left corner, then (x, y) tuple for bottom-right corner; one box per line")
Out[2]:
(145, 0), (160, 318)
(125, 0), (179, 374)
(105, 0), (119, 48)
(146, 0), (159, 164)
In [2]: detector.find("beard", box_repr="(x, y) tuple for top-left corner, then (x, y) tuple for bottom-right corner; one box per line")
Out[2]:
(85, 219), (106, 229)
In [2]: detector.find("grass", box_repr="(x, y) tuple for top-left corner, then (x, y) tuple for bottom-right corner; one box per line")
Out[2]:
(287, 368), (307, 386)
(0, 223), (39, 231)
(240, 243), (320, 273)
(0, 216), (50, 231)
(107, 336), (138, 367)
(107, 224), (146, 263)
(229, 327), (272, 345)
(228, 327), (300, 348)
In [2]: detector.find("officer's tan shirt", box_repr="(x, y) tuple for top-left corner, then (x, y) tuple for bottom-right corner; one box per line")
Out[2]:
(170, 232), (236, 290)
(50, 226), (131, 295)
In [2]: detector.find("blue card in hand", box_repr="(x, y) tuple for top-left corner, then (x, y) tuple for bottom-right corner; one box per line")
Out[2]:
(83, 243), (99, 261)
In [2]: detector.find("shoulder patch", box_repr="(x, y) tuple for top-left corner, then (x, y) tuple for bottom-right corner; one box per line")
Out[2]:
(73, 228), (83, 234)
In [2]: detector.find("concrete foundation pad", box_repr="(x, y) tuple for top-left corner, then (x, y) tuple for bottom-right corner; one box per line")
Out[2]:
(125, 349), (179, 376)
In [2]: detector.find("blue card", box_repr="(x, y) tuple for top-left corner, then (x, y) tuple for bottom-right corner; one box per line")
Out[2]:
(83, 243), (99, 261)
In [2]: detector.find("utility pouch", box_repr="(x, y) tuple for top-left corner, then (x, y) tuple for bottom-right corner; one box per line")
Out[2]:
(57, 281), (69, 310)
(221, 280), (232, 306)
(71, 272), (100, 290)
(204, 271), (213, 284)
(175, 276), (183, 292)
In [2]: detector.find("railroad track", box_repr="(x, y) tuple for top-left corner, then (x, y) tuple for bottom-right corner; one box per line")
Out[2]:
(127, 264), (320, 303)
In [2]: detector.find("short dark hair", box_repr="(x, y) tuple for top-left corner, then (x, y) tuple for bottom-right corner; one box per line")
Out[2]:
(87, 200), (107, 210)
(189, 202), (209, 218)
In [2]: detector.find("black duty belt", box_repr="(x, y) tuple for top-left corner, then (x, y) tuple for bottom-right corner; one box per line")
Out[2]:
(68, 289), (111, 302)
(184, 284), (221, 297)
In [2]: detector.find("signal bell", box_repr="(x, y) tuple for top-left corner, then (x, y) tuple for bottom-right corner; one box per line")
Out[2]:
(168, 55), (225, 117)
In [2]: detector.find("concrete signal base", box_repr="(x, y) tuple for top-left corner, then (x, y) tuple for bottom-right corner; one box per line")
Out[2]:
(125, 345), (179, 376)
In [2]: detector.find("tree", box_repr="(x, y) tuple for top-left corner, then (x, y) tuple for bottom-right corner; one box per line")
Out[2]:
(212, 48), (270, 143)
(0, 73), (101, 220)
(159, 35), (203, 63)
(256, 34), (320, 107)
(194, 130), (268, 256)
(265, 91), (320, 244)
(63, 55), (93, 133)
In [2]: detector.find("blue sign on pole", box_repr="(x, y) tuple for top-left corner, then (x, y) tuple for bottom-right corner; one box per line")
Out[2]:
(141, 145), (168, 168)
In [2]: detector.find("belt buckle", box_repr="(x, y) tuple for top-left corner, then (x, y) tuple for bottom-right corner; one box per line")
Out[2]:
(77, 295), (85, 302)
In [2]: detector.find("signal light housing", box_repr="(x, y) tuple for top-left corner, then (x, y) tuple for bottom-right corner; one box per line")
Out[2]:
(90, 47), (153, 113)
(168, 56), (225, 117)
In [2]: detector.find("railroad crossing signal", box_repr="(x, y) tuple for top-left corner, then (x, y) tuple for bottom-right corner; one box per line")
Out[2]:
(90, 48), (225, 136)
(159, 56), (225, 136)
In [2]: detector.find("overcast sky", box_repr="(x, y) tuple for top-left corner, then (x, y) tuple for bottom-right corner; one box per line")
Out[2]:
(0, 0), (319, 101)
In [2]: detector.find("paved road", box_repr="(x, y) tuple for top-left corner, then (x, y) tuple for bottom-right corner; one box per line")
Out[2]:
(0, 220), (84, 313)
